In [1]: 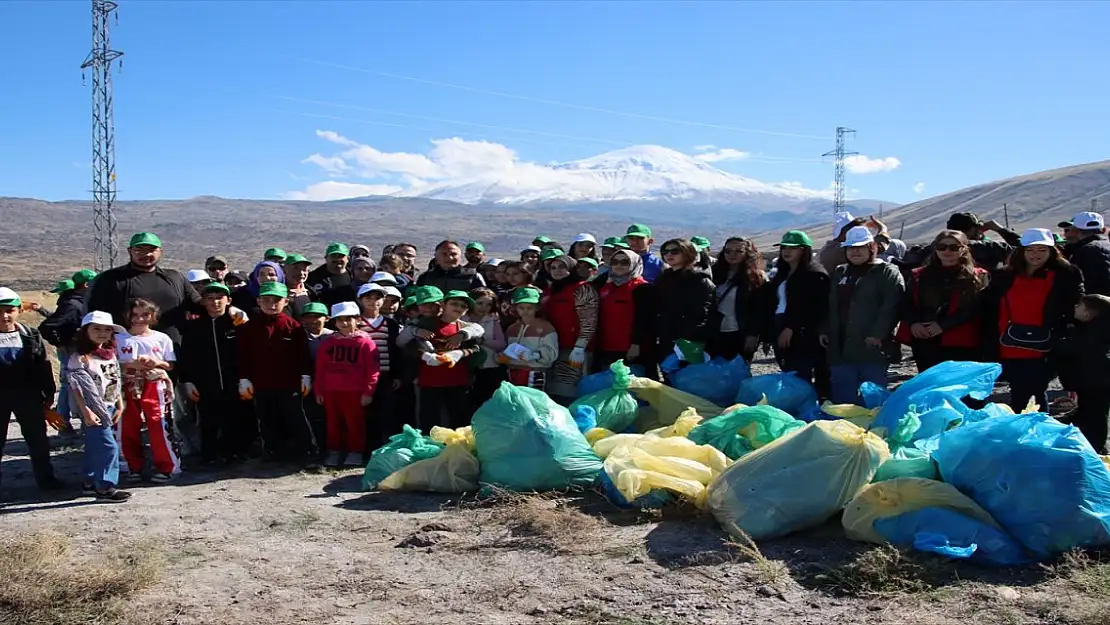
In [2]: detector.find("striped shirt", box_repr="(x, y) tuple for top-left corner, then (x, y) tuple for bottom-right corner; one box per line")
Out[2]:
(361, 316), (392, 373)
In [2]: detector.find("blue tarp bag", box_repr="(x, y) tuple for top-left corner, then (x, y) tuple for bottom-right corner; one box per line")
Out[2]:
(873, 507), (1030, 566)
(872, 361), (1000, 437)
(672, 356), (751, 406)
(572, 405), (597, 433)
(735, 372), (819, 418)
(933, 413), (1110, 559)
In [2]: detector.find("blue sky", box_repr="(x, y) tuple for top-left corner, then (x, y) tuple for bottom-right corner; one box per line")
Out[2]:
(2, 1), (1108, 204)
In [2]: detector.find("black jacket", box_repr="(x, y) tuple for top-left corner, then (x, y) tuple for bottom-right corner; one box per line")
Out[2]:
(764, 261), (829, 353)
(86, 264), (202, 345)
(306, 265), (351, 296)
(0, 325), (56, 402)
(1053, 315), (1110, 390)
(1066, 235), (1110, 297)
(39, 290), (86, 348)
(651, 268), (715, 348)
(178, 313), (241, 393)
(416, 266), (485, 293)
(708, 267), (765, 341)
(981, 262), (1084, 360)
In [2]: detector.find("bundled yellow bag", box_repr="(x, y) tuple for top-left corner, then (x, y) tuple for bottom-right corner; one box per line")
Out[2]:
(603, 439), (731, 508)
(707, 420), (890, 540)
(843, 478), (1001, 544)
(378, 428), (480, 493)
(430, 425), (475, 451)
(818, 401), (881, 429)
(643, 407), (705, 438)
(627, 377), (724, 432)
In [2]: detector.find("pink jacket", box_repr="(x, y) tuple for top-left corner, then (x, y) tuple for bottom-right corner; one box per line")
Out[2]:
(314, 331), (380, 396)
(465, 314), (508, 370)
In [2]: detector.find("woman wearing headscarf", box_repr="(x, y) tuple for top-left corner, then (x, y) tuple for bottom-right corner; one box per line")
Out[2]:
(651, 238), (716, 376)
(708, 237), (766, 362)
(231, 261), (285, 315)
(591, 249), (653, 373)
(541, 253), (599, 405)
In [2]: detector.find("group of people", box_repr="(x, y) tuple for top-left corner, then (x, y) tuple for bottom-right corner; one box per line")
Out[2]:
(1, 211), (1109, 504)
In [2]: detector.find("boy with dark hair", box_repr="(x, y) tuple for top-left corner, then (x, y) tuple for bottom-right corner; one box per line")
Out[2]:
(1054, 294), (1110, 453)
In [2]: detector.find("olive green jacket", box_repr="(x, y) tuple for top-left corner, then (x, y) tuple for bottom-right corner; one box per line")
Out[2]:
(822, 261), (905, 366)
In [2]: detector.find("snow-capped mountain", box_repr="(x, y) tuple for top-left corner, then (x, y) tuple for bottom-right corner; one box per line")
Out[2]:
(402, 145), (829, 207)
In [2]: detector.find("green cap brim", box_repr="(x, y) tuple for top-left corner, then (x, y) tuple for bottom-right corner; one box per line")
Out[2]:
(129, 232), (162, 248)
(300, 303), (328, 317)
(202, 284), (231, 296)
(0, 298), (21, 307)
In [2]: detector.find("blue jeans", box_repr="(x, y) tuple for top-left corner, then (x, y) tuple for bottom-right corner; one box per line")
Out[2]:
(56, 347), (76, 427)
(829, 363), (889, 405)
(82, 409), (120, 490)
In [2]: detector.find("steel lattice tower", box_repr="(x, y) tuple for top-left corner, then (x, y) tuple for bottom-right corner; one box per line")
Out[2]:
(822, 126), (857, 214)
(80, 0), (124, 271)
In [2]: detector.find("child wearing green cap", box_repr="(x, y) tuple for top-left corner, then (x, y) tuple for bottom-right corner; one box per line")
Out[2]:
(625, 224), (665, 282)
(42, 275), (98, 435)
(501, 287), (559, 390)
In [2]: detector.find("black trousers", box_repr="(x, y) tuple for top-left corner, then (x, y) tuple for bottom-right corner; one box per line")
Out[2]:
(366, 372), (398, 451)
(470, 367), (506, 415)
(1073, 387), (1110, 455)
(708, 331), (757, 363)
(1001, 358), (1052, 414)
(253, 389), (317, 460)
(419, 385), (470, 430)
(197, 388), (253, 461)
(0, 391), (56, 488)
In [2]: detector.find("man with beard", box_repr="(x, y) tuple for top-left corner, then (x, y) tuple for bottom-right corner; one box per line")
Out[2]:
(307, 242), (352, 305)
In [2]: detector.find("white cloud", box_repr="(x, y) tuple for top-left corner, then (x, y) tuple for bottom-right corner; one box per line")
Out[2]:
(693, 148), (750, 163)
(844, 154), (902, 174)
(693, 144), (716, 151)
(301, 153), (350, 174)
(283, 181), (403, 201)
(913, 182), (926, 194)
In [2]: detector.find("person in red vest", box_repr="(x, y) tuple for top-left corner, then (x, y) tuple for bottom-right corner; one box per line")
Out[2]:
(591, 249), (652, 373)
(985, 228), (1084, 412)
(896, 230), (990, 372)
(541, 252), (599, 405)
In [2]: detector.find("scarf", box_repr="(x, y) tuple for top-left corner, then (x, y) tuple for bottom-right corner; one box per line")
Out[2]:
(607, 250), (643, 287)
(548, 255), (582, 294)
(247, 261), (286, 297)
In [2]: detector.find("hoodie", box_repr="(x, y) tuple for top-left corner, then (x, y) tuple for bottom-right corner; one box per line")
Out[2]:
(314, 331), (381, 396)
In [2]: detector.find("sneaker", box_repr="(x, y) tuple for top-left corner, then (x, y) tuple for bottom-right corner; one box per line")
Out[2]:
(124, 473), (143, 484)
(150, 473), (173, 483)
(94, 488), (132, 503)
(343, 453), (364, 468)
(323, 451), (342, 467)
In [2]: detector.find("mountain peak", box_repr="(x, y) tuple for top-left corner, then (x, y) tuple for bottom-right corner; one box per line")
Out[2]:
(557, 145), (716, 175)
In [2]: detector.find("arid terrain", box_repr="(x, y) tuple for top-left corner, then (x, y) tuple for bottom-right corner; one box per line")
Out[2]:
(1, 293), (1107, 625)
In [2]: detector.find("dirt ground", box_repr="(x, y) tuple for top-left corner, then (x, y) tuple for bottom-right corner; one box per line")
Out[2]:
(2, 293), (1106, 625)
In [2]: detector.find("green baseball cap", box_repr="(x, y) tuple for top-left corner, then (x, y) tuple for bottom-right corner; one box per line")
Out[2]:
(532, 236), (553, 245)
(626, 224), (652, 238)
(264, 247), (287, 261)
(300, 302), (328, 317)
(601, 236), (623, 248)
(325, 242), (350, 257)
(577, 257), (599, 269)
(465, 242), (485, 253)
(0, 287), (22, 308)
(512, 287), (542, 305)
(403, 296), (417, 309)
(444, 290), (475, 309)
(257, 282), (289, 299)
(71, 269), (97, 285)
(129, 232), (162, 248)
(690, 236), (711, 252)
(412, 285), (445, 306)
(50, 279), (76, 294)
(285, 253), (311, 266)
(775, 230), (814, 248)
(201, 282), (231, 296)
(540, 248), (564, 262)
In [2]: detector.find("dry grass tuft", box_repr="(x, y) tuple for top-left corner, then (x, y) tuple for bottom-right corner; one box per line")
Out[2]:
(726, 532), (791, 590)
(819, 544), (938, 597)
(1049, 550), (1110, 600)
(460, 486), (607, 554)
(0, 531), (163, 625)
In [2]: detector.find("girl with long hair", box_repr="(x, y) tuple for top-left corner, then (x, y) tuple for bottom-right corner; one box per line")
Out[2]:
(652, 238), (715, 375)
(708, 237), (766, 362)
(765, 231), (829, 395)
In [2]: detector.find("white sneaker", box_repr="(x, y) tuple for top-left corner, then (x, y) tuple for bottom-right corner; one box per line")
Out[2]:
(343, 453), (365, 467)
(324, 451), (342, 467)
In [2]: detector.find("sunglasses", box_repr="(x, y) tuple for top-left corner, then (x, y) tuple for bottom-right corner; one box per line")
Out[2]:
(935, 243), (965, 252)
(661, 247), (682, 255)
(609, 258), (631, 267)
(207, 265), (226, 271)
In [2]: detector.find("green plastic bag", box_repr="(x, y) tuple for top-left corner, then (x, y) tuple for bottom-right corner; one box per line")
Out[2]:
(688, 405), (804, 460)
(473, 382), (603, 491)
(569, 361), (640, 433)
(675, 338), (707, 364)
(872, 447), (939, 483)
(362, 425), (444, 491)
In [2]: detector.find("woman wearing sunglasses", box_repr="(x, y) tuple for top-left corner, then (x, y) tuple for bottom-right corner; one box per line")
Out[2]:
(651, 238), (715, 376)
(896, 230), (990, 373)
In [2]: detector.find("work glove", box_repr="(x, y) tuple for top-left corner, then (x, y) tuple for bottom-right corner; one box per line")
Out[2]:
(437, 350), (466, 368)
(183, 382), (200, 402)
(568, 347), (587, 368)
(526, 350), (542, 362)
(300, 375), (312, 397)
(229, 306), (249, 326)
(422, 352), (444, 367)
(238, 379), (254, 400)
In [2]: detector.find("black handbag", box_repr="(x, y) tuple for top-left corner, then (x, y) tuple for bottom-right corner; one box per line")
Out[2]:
(999, 296), (1052, 352)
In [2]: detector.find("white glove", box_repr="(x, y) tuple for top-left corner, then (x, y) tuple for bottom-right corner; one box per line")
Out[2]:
(229, 306), (249, 326)
(183, 382), (200, 401)
(569, 347), (587, 367)
(422, 352), (444, 367)
(439, 349), (466, 368)
(238, 379), (254, 400)
(300, 375), (312, 397)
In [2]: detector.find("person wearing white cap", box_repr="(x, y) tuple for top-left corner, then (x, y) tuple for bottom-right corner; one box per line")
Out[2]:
(354, 283), (403, 449)
(819, 226), (906, 405)
(0, 287), (67, 498)
(520, 246), (541, 270)
(1056, 211), (1110, 297)
(988, 227), (1084, 413)
(818, 212), (867, 273)
(185, 270), (213, 286)
(569, 234), (601, 279)
(369, 271), (398, 287)
(379, 285), (404, 317)
(313, 302), (380, 467)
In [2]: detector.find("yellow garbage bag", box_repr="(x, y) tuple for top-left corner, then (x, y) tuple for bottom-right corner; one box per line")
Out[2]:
(593, 433), (647, 458)
(603, 441), (731, 508)
(819, 401), (881, 429)
(606, 446), (707, 505)
(842, 478), (1001, 544)
(377, 443), (480, 493)
(634, 436), (731, 475)
(627, 377), (724, 431)
(1101, 455), (1110, 471)
(585, 427), (615, 446)
(429, 425), (475, 451)
(643, 407), (704, 438)
(707, 420), (890, 540)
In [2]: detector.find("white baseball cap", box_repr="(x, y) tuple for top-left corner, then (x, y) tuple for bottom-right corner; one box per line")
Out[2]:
(330, 302), (361, 318)
(1058, 211), (1105, 231)
(486, 258), (504, 266)
(185, 269), (212, 283)
(840, 226), (875, 248)
(833, 211), (855, 237)
(573, 233), (597, 244)
(1020, 228), (1056, 247)
(522, 246), (541, 254)
(0, 287), (21, 307)
(382, 286), (403, 300)
(357, 283), (388, 299)
(369, 271), (398, 285)
(80, 311), (127, 334)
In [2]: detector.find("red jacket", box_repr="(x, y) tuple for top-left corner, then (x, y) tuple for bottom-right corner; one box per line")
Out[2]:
(237, 312), (311, 391)
(314, 332), (380, 396)
(544, 281), (592, 350)
(598, 277), (646, 352)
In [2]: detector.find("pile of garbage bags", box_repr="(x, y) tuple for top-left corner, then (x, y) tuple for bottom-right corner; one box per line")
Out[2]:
(360, 359), (1110, 566)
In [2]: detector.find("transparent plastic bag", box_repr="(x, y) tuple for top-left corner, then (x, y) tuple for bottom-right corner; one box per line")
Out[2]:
(378, 443), (480, 493)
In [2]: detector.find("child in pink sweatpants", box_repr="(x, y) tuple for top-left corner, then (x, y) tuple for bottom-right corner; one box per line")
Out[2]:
(314, 302), (380, 468)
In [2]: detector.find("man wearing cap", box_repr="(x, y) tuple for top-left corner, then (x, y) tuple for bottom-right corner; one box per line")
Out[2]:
(464, 242), (486, 270)
(307, 242), (352, 305)
(283, 254), (319, 318)
(1058, 211), (1110, 296)
(0, 287), (65, 497)
(625, 224), (665, 283)
(205, 256), (230, 284)
(944, 212), (1020, 271)
(416, 240), (486, 293)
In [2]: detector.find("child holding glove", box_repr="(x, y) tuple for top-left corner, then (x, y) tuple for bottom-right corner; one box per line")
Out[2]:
(502, 287), (559, 392)
(314, 302), (380, 468)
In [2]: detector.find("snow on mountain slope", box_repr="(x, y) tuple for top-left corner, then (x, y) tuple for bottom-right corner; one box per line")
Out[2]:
(403, 145), (828, 206)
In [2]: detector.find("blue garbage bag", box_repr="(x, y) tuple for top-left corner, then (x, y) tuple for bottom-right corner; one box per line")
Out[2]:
(672, 356), (751, 406)
(573, 405), (597, 433)
(577, 364), (646, 397)
(736, 372), (819, 418)
(600, 470), (674, 509)
(660, 353), (682, 379)
(873, 507), (1031, 566)
(933, 412), (1110, 559)
(872, 361), (1000, 436)
(962, 402), (1012, 425)
(473, 382), (603, 491)
(860, 382), (891, 410)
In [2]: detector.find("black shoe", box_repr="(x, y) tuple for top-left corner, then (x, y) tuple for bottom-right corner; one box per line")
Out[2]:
(94, 488), (132, 502)
(81, 482), (97, 496)
(38, 478), (69, 492)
